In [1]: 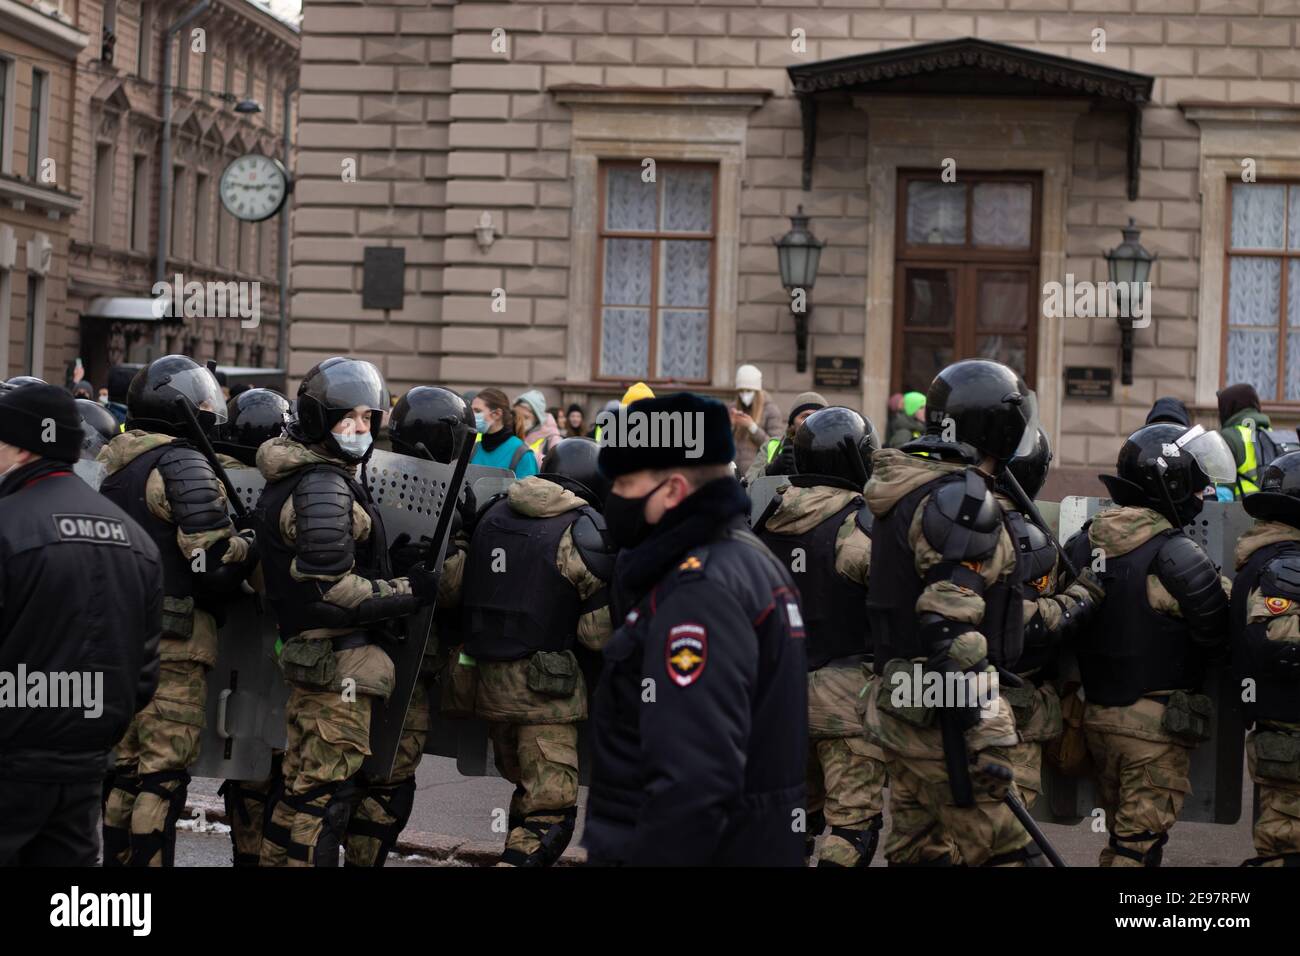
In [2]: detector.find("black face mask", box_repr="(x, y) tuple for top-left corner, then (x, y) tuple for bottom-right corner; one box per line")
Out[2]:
(603, 479), (668, 550)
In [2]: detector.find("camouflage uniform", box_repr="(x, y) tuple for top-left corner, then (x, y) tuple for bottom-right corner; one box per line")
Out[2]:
(255, 437), (411, 867)
(761, 484), (886, 866)
(344, 547), (465, 866)
(862, 450), (1030, 866)
(1078, 506), (1230, 867)
(452, 477), (612, 865)
(98, 431), (250, 866)
(1234, 521), (1300, 865)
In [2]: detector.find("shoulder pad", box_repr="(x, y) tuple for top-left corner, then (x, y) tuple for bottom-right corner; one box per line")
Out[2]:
(1262, 554), (1300, 602)
(292, 467), (356, 577)
(855, 501), (873, 536)
(1154, 532), (1227, 620)
(572, 509), (616, 583)
(157, 446), (230, 533)
(1006, 511), (1055, 583)
(921, 471), (1002, 562)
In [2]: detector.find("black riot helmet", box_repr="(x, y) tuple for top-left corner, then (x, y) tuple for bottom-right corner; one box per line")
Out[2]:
(540, 437), (611, 508)
(905, 359), (1037, 469)
(793, 406), (880, 487)
(1244, 451), (1300, 528)
(390, 386), (474, 464)
(76, 398), (119, 459)
(291, 357), (388, 463)
(1004, 426), (1053, 501)
(216, 388), (289, 466)
(125, 354), (227, 437)
(5, 375), (47, 390)
(1100, 422), (1236, 527)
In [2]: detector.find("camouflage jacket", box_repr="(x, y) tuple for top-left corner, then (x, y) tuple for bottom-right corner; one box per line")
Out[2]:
(472, 476), (613, 724)
(1235, 520), (1300, 733)
(862, 449), (1020, 755)
(98, 430), (246, 666)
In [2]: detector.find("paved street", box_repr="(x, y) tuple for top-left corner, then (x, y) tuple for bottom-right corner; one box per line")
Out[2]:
(178, 755), (1256, 867)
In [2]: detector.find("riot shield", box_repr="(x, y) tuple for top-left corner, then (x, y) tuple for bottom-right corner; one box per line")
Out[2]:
(466, 464), (514, 506)
(747, 475), (790, 527)
(1049, 496), (1245, 825)
(73, 458), (106, 489)
(190, 467), (289, 780)
(362, 447), (470, 780)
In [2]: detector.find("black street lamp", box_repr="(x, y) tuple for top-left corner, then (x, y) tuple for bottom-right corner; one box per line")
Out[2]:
(1103, 217), (1156, 386)
(773, 205), (824, 373)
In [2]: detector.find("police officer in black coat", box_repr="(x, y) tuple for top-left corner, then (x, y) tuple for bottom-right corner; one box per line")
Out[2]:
(584, 392), (808, 866)
(0, 384), (162, 865)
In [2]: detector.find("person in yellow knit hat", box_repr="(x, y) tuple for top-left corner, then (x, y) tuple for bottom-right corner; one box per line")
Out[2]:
(593, 383), (655, 443)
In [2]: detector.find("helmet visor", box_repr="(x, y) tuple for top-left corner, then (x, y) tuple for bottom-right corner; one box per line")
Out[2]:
(1011, 388), (1039, 460)
(168, 367), (228, 424)
(1175, 424), (1236, 484)
(317, 362), (388, 414)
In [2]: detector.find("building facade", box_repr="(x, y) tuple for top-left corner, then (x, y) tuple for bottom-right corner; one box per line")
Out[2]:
(0, 0), (86, 382)
(293, 0), (1300, 495)
(67, 0), (299, 394)
(3, 0), (299, 390)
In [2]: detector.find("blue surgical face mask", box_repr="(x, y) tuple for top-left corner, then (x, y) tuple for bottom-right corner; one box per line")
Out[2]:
(335, 430), (373, 459)
(474, 412), (488, 434)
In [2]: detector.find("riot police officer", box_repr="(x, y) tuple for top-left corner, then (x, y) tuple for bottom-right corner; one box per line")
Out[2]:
(213, 387), (290, 468)
(863, 359), (1035, 867)
(98, 355), (259, 866)
(1064, 422), (1234, 866)
(456, 436), (615, 866)
(0, 384), (161, 865)
(754, 406), (885, 867)
(997, 427), (1102, 809)
(76, 398), (119, 460)
(1230, 451), (1300, 866)
(343, 385), (474, 867)
(585, 393), (807, 866)
(204, 387), (290, 867)
(255, 358), (440, 867)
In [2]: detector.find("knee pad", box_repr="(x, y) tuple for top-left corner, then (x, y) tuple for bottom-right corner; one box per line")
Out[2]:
(1110, 830), (1168, 867)
(345, 777), (417, 868)
(985, 843), (1045, 868)
(129, 770), (191, 867)
(501, 807), (577, 868)
(819, 814), (883, 868)
(277, 781), (359, 867)
(101, 773), (141, 868)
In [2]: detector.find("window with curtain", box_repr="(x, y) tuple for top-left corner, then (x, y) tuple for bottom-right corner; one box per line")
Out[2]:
(893, 171), (1041, 392)
(1224, 182), (1300, 402)
(596, 162), (715, 382)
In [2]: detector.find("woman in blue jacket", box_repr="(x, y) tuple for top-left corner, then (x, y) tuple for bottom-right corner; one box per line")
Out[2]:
(470, 387), (539, 476)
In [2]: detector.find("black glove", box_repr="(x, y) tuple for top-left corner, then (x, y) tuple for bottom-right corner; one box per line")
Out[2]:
(766, 441), (797, 477)
(970, 747), (1015, 801)
(457, 484), (479, 538)
(389, 532), (433, 576)
(408, 560), (441, 604)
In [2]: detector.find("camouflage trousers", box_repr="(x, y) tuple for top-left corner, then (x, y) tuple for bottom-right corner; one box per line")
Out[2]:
(219, 752), (282, 867)
(1006, 681), (1063, 811)
(1246, 729), (1300, 866)
(1007, 741), (1043, 811)
(882, 749), (1032, 866)
(344, 677), (431, 867)
(1084, 708), (1192, 867)
(260, 682), (375, 867)
(103, 659), (207, 867)
(805, 665), (886, 867)
(488, 720), (579, 866)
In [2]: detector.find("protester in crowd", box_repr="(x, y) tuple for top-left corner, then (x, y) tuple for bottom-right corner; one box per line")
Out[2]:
(1219, 383), (1272, 498)
(1146, 396), (1192, 428)
(471, 387), (539, 477)
(564, 403), (586, 438)
(730, 364), (783, 476)
(743, 390), (827, 484)
(886, 391), (926, 448)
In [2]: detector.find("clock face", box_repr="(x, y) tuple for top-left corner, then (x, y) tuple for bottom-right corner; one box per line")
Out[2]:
(219, 154), (288, 223)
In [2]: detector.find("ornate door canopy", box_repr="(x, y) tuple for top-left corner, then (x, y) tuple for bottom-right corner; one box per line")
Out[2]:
(787, 37), (1154, 200)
